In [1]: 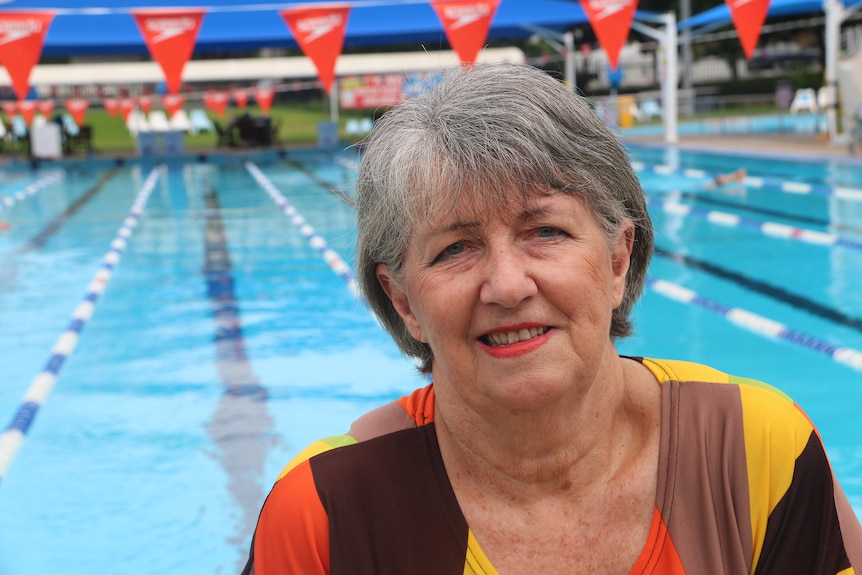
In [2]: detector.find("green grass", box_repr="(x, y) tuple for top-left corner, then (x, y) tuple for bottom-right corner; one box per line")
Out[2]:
(32, 101), (373, 156)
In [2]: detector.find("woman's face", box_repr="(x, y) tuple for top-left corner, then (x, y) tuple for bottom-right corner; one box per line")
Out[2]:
(377, 191), (633, 413)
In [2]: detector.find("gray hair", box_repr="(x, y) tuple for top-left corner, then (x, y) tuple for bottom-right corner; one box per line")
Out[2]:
(355, 63), (653, 374)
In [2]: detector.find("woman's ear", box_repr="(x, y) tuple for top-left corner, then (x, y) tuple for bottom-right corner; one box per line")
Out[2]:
(611, 220), (634, 308)
(376, 263), (426, 343)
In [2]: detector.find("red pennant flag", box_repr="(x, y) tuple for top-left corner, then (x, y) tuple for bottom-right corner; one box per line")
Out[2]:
(38, 99), (54, 117)
(138, 94), (154, 114)
(580, 0), (638, 71)
(231, 88), (249, 110)
(0, 12), (54, 101)
(280, 5), (350, 94)
(430, 0), (500, 65)
(726, 0), (770, 60)
(119, 97), (136, 122)
(204, 90), (228, 117)
(253, 86), (275, 115)
(132, 9), (206, 94)
(161, 93), (185, 118)
(1, 101), (17, 117)
(64, 98), (90, 127)
(103, 97), (120, 117)
(18, 100), (37, 125)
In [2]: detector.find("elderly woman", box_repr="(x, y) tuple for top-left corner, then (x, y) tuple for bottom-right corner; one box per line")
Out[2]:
(243, 63), (861, 574)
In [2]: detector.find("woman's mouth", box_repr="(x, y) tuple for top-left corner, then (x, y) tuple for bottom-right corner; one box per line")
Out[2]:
(481, 326), (550, 347)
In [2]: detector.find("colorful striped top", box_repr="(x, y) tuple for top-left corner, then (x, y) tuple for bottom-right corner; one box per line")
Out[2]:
(243, 357), (862, 574)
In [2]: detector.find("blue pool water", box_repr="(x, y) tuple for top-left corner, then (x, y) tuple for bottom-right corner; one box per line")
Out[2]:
(0, 145), (861, 574)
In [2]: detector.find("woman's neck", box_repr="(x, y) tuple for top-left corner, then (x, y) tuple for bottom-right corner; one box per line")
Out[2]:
(433, 357), (659, 501)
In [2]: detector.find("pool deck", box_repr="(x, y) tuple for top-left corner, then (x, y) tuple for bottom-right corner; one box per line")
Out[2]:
(624, 132), (862, 164)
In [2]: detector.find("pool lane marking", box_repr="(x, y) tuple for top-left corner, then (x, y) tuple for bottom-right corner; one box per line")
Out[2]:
(0, 166), (162, 483)
(0, 170), (65, 213)
(22, 168), (122, 251)
(648, 198), (862, 251)
(654, 247), (862, 333)
(647, 277), (862, 373)
(286, 159), (355, 205)
(244, 161), (359, 298)
(631, 161), (862, 202)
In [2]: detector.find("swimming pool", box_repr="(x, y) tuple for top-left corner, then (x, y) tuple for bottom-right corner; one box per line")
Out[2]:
(0, 145), (860, 574)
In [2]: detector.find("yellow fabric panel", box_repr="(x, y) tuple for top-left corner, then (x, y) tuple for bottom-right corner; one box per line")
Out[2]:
(276, 435), (358, 480)
(641, 357), (731, 385)
(837, 568), (856, 575)
(740, 384), (813, 574)
(463, 530), (499, 575)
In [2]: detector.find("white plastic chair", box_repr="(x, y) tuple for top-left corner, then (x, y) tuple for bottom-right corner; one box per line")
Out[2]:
(358, 118), (373, 134)
(62, 113), (80, 137)
(789, 89), (817, 114)
(147, 110), (170, 132)
(344, 118), (360, 136)
(126, 110), (149, 136)
(169, 109), (192, 133)
(189, 109), (215, 134)
(640, 99), (662, 120)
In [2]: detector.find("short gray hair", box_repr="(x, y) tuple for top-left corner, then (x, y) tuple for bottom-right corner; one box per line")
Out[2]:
(355, 63), (653, 374)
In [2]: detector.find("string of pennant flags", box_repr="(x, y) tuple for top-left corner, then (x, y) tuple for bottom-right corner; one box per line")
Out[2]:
(0, 0), (772, 110)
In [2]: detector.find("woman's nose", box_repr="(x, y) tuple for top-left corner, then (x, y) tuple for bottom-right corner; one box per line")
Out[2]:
(478, 246), (538, 308)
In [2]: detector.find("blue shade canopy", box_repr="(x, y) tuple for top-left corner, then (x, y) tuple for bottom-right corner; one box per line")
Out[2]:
(679, 0), (862, 30)
(0, 0), (592, 56)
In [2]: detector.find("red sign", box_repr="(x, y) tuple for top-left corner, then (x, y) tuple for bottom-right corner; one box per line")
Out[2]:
(161, 93), (185, 118)
(580, 0), (638, 71)
(232, 88), (249, 110)
(132, 9), (206, 94)
(65, 98), (90, 127)
(204, 90), (228, 117)
(138, 94), (153, 114)
(280, 5), (351, 94)
(119, 98), (136, 122)
(253, 86), (275, 114)
(339, 74), (404, 110)
(430, 0), (500, 65)
(0, 12), (55, 101)
(103, 97), (120, 117)
(726, 0), (771, 60)
(17, 100), (36, 125)
(38, 99), (54, 116)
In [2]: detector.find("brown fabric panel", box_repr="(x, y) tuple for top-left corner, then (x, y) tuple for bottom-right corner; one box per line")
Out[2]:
(834, 477), (862, 571)
(311, 423), (469, 575)
(348, 400), (416, 442)
(754, 432), (851, 574)
(659, 380), (754, 574)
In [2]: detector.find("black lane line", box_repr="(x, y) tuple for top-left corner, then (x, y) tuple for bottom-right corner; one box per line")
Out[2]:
(286, 159), (354, 205)
(21, 168), (121, 252)
(654, 191), (862, 236)
(654, 246), (862, 333)
(200, 183), (276, 560)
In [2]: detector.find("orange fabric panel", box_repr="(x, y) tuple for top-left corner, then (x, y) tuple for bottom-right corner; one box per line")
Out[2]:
(629, 507), (687, 574)
(395, 383), (435, 426)
(254, 460), (329, 575)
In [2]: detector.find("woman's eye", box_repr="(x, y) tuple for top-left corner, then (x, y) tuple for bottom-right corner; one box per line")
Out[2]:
(536, 226), (561, 238)
(442, 242), (465, 257)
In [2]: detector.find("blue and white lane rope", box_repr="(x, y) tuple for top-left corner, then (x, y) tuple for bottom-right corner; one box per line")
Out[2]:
(0, 170), (65, 213)
(647, 277), (862, 373)
(0, 166), (161, 482)
(631, 161), (862, 202)
(647, 198), (862, 251)
(245, 161), (359, 298)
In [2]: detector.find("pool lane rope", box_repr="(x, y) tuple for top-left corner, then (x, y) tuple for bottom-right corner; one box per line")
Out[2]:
(0, 170), (65, 213)
(0, 166), (162, 483)
(648, 197), (862, 252)
(631, 161), (862, 202)
(245, 161), (359, 298)
(648, 277), (862, 373)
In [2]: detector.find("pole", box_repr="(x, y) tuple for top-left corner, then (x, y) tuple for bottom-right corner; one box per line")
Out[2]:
(824, 0), (843, 144)
(662, 12), (679, 144)
(564, 30), (576, 94)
